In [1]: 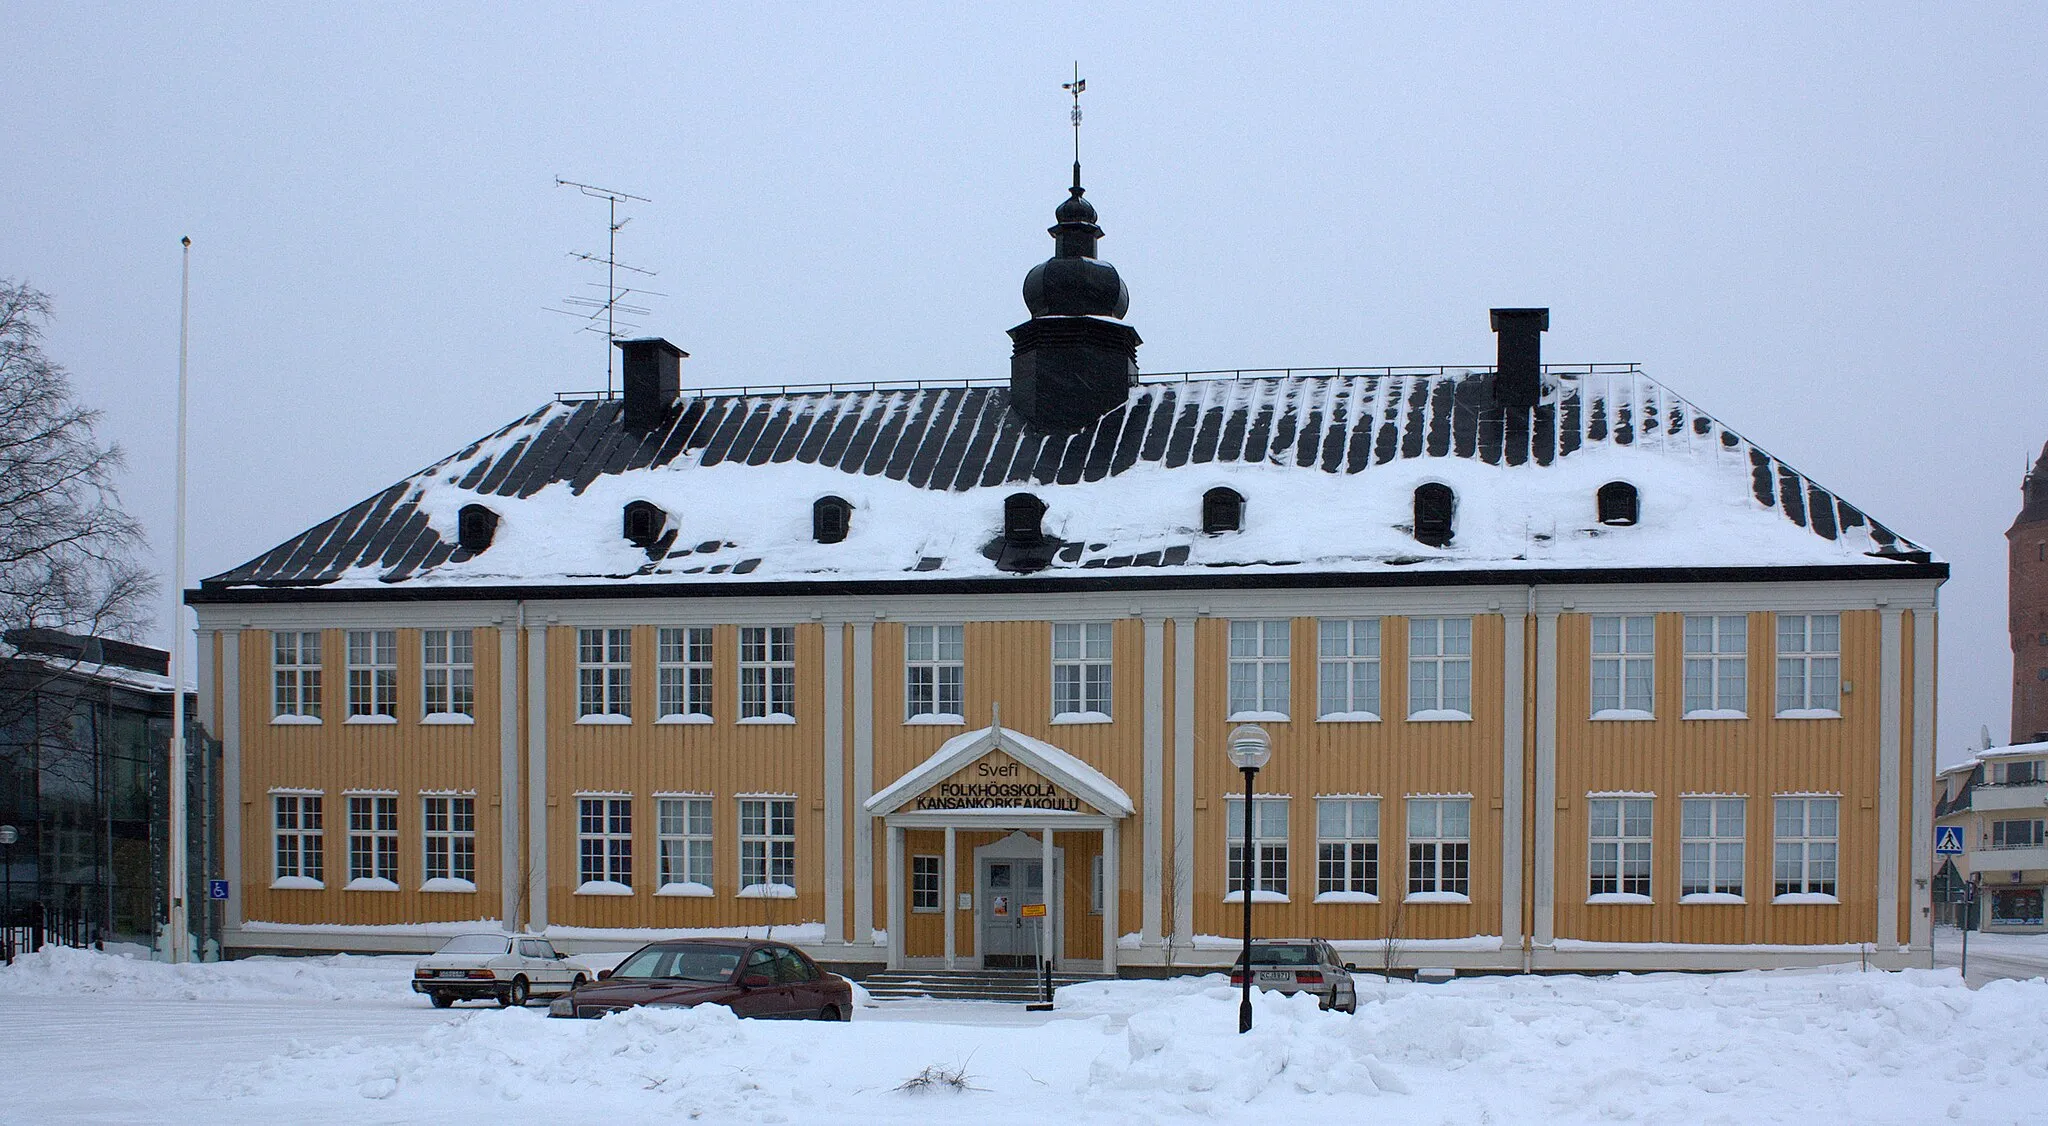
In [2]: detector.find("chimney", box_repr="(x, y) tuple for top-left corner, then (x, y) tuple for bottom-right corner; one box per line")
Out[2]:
(1489, 308), (1549, 409)
(614, 337), (688, 434)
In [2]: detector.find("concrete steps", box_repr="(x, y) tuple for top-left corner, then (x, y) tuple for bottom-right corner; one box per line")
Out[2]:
(859, 967), (1109, 1003)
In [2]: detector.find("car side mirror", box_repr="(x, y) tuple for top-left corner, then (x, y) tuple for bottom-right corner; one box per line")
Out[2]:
(1343, 963), (1357, 972)
(596, 968), (612, 981)
(741, 972), (774, 988)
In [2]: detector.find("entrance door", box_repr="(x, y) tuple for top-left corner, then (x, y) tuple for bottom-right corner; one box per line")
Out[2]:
(979, 859), (1048, 969)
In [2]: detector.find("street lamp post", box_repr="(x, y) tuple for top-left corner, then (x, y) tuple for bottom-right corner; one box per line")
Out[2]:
(1226, 725), (1272, 1035)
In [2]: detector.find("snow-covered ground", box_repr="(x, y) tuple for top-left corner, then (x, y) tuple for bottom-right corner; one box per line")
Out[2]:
(2, 948), (2045, 1124)
(1933, 925), (2048, 988)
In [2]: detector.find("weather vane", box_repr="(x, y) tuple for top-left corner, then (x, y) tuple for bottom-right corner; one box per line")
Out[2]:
(1062, 63), (1085, 168)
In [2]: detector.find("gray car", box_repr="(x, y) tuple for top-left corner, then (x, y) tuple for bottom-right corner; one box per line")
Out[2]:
(1229, 938), (1359, 1013)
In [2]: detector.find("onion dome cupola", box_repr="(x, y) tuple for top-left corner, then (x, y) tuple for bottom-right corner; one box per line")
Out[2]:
(1008, 161), (1143, 431)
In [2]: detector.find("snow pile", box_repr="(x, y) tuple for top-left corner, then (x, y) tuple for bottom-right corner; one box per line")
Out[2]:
(0, 945), (412, 1002)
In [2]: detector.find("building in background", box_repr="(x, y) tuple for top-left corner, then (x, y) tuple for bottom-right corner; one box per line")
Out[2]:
(2011, 441), (2048, 744)
(1935, 740), (2048, 934)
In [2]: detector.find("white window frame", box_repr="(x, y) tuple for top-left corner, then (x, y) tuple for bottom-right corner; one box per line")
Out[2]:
(421, 795), (475, 886)
(421, 629), (475, 719)
(346, 794), (398, 885)
(1052, 621), (1114, 719)
(577, 796), (634, 889)
(1588, 796), (1653, 900)
(1680, 797), (1745, 900)
(272, 631), (322, 720)
(739, 797), (797, 892)
(1405, 797), (1470, 899)
(577, 628), (633, 719)
(1317, 619), (1382, 721)
(1997, 760), (2045, 785)
(273, 793), (324, 885)
(904, 624), (966, 721)
(1683, 614), (1747, 717)
(912, 854), (943, 912)
(656, 627), (715, 722)
(657, 796), (714, 892)
(1775, 614), (1841, 716)
(345, 629), (398, 720)
(1590, 616), (1655, 717)
(1772, 796), (1839, 901)
(1991, 818), (2044, 850)
(1316, 797), (1379, 899)
(739, 626), (797, 721)
(1224, 795), (1289, 900)
(1227, 619), (1291, 719)
(1407, 617), (1472, 719)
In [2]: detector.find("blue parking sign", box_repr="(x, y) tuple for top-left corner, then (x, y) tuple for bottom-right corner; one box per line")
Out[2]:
(207, 879), (230, 900)
(1934, 826), (1965, 856)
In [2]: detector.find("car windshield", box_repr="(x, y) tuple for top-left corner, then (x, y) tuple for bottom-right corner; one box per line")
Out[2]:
(437, 935), (510, 955)
(610, 944), (746, 983)
(1236, 943), (1316, 966)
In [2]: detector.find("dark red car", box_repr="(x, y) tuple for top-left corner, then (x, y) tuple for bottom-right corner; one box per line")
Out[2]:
(549, 938), (853, 1021)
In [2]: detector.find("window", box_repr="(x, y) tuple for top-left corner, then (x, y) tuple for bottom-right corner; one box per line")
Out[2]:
(1776, 614), (1841, 715)
(739, 798), (797, 892)
(1590, 616), (1655, 716)
(1413, 483), (1455, 547)
(1683, 615), (1746, 716)
(1596, 481), (1639, 526)
(456, 503), (498, 553)
(622, 500), (667, 548)
(347, 795), (399, 885)
(657, 797), (714, 891)
(422, 796), (475, 885)
(346, 630), (398, 719)
(577, 797), (633, 889)
(577, 628), (633, 718)
(1588, 797), (1653, 899)
(421, 629), (475, 718)
(1408, 617), (1472, 718)
(1992, 819), (2045, 849)
(1202, 487), (1244, 534)
(657, 627), (715, 721)
(1406, 798), (1470, 898)
(1681, 798), (1745, 899)
(740, 626), (797, 720)
(912, 854), (942, 912)
(1316, 798), (1379, 897)
(1003, 493), (1046, 544)
(1052, 622), (1113, 718)
(1225, 796), (1289, 898)
(273, 794), (323, 884)
(813, 495), (852, 544)
(1773, 797), (1838, 899)
(272, 631), (322, 719)
(904, 624), (965, 720)
(1996, 760), (2044, 785)
(1091, 853), (1105, 914)
(1317, 619), (1382, 719)
(1227, 619), (1290, 718)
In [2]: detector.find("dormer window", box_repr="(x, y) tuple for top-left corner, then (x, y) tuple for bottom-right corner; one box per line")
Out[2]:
(623, 500), (668, 549)
(1413, 483), (1455, 547)
(1004, 493), (1047, 545)
(1202, 487), (1244, 534)
(1597, 481), (1640, 527)
(813, 495), (852, 544)
(457, 504), (498, 554)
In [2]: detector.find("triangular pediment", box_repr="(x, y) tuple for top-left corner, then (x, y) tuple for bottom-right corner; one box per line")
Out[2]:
(865, 724), (1133, 818)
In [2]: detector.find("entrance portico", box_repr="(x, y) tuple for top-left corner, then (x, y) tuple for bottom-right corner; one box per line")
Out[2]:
(866, 723), (1133, 973)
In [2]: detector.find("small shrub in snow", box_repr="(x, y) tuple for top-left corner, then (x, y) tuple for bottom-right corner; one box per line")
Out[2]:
(895, 1062), (980, 1093)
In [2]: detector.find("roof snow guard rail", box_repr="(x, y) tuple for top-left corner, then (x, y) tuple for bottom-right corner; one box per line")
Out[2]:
(554, 363), (1646, 403)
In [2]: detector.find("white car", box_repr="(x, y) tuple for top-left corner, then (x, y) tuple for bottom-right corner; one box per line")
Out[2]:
(411, 933), (591, 1008)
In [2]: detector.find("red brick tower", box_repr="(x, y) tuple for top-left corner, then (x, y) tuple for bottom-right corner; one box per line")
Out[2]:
(2012, 440), (2048, 742)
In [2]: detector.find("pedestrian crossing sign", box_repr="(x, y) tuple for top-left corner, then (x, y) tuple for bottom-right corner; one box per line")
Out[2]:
(1935, 825), (1965, 855)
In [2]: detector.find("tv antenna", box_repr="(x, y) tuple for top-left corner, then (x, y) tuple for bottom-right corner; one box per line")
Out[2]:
(549, 178), (664, 396)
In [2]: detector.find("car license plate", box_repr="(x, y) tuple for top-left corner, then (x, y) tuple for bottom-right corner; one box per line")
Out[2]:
(1258, 971), (1292, 983)
(438, 970), (466, 978)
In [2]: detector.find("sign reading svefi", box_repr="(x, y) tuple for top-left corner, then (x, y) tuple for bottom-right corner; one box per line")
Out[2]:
(910, 751), (1082, 812)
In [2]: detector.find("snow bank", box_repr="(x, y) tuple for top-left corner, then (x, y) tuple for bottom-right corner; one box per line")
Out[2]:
(0, 945), (412, 1002)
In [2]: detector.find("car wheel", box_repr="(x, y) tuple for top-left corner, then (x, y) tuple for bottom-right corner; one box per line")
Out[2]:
(501, 977), (530, 1007)
(818, 1005), (841, 1022)
(430, 992), (455, 1009)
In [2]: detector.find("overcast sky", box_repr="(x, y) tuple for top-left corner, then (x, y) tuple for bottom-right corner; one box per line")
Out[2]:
(4, 4), (2041, 761)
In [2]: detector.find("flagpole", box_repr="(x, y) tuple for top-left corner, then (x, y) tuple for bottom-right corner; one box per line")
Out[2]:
(167, 236), (192, 963)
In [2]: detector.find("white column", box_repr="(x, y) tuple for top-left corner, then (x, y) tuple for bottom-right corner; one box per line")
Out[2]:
(885, 823), (905, 970)
(498, 622), (521, 931)
(1878, 607), (1903, 949)
(943, 826), (957, 968)
(1103, 821), (1120, 975)
(1141, 618), (1165, 945)
(525, 623), (550, 930)
(1042, 827), (1056, 971)
(823, 620), (846, 945)
(1500, 607), (1527, 947)
(1910, 603), (1937, 954)
(1533, 610), (1558, 947)
(852, 622), (875, 948)
(219, 629), (241, 933)
(1172, 617), (1196, 946)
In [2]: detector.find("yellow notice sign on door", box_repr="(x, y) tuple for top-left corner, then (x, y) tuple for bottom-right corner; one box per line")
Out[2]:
(1020, 902), (1047, 918)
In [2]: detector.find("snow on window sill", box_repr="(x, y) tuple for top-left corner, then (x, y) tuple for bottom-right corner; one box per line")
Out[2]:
(270, 876), (324, 891)
(1682, 709), (1747, 721)
(1314, 891), (1380, 904)
(1406, 709), (1472, 723)
(419, 878), (476, 893)
(1403, 892), (1470, 905)
(738, 882), (797, 899)
(1590, 709), (1655, 722)
(1774, 708), (1841, 721)
(1585, 892), (1653, 905)
(1050, 711), (1113, 725)
(576, 713), (633, 726)
(1226, 710), (1289, 723)
(1680, 892), (1746, 905)
(344, 877), (400, 892)
(1772, 892), (1840, 906)
(904, 713), (965, 726)
(575, 880), (635, 896)
(655, 713), (714, 725)
(655, 882), (714, 898)
(1221, 890), (1290, 904)
(270, 714), (322, 726)
(421, 712), (475, 726)
(344, 714), (397, 725)
(1317, 711), (1382, 723)
(737, 714), (797, 726)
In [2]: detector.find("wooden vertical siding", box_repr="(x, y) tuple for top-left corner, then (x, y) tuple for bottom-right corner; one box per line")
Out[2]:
(547, 623), (825, 932)
(236, 627), (503, 925)
(1191, 615), (1506, 944)
(1551, 611), (1883, 945)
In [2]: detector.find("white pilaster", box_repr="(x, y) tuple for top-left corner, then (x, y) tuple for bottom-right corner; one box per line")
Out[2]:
(1500, 607), (1527, 947)
(823, 620), (846, 945)
(525, 624), (549, 930)
(1103, 820), (1120, 975)
(1141, 617), (1165, 945)
(852, 621), (875, 948)
(219, 629), (241, 931)
(885, 823), (905, 970)
(1172, 617), (1196, 946)
(1878, 607), (1903, 949)
(943, 825), (957, 968)
(498, 623), (521, 931)
(1533, 611), (1558, 947)
(1042, 827), (1056, 970)
(1910, 605), (1937, 953)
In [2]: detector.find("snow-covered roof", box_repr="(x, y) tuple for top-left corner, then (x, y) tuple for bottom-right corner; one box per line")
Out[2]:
(866, 723), (1135, 816)
(1938, 739), (2048, 777)
(197, 365), (1939, 598)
